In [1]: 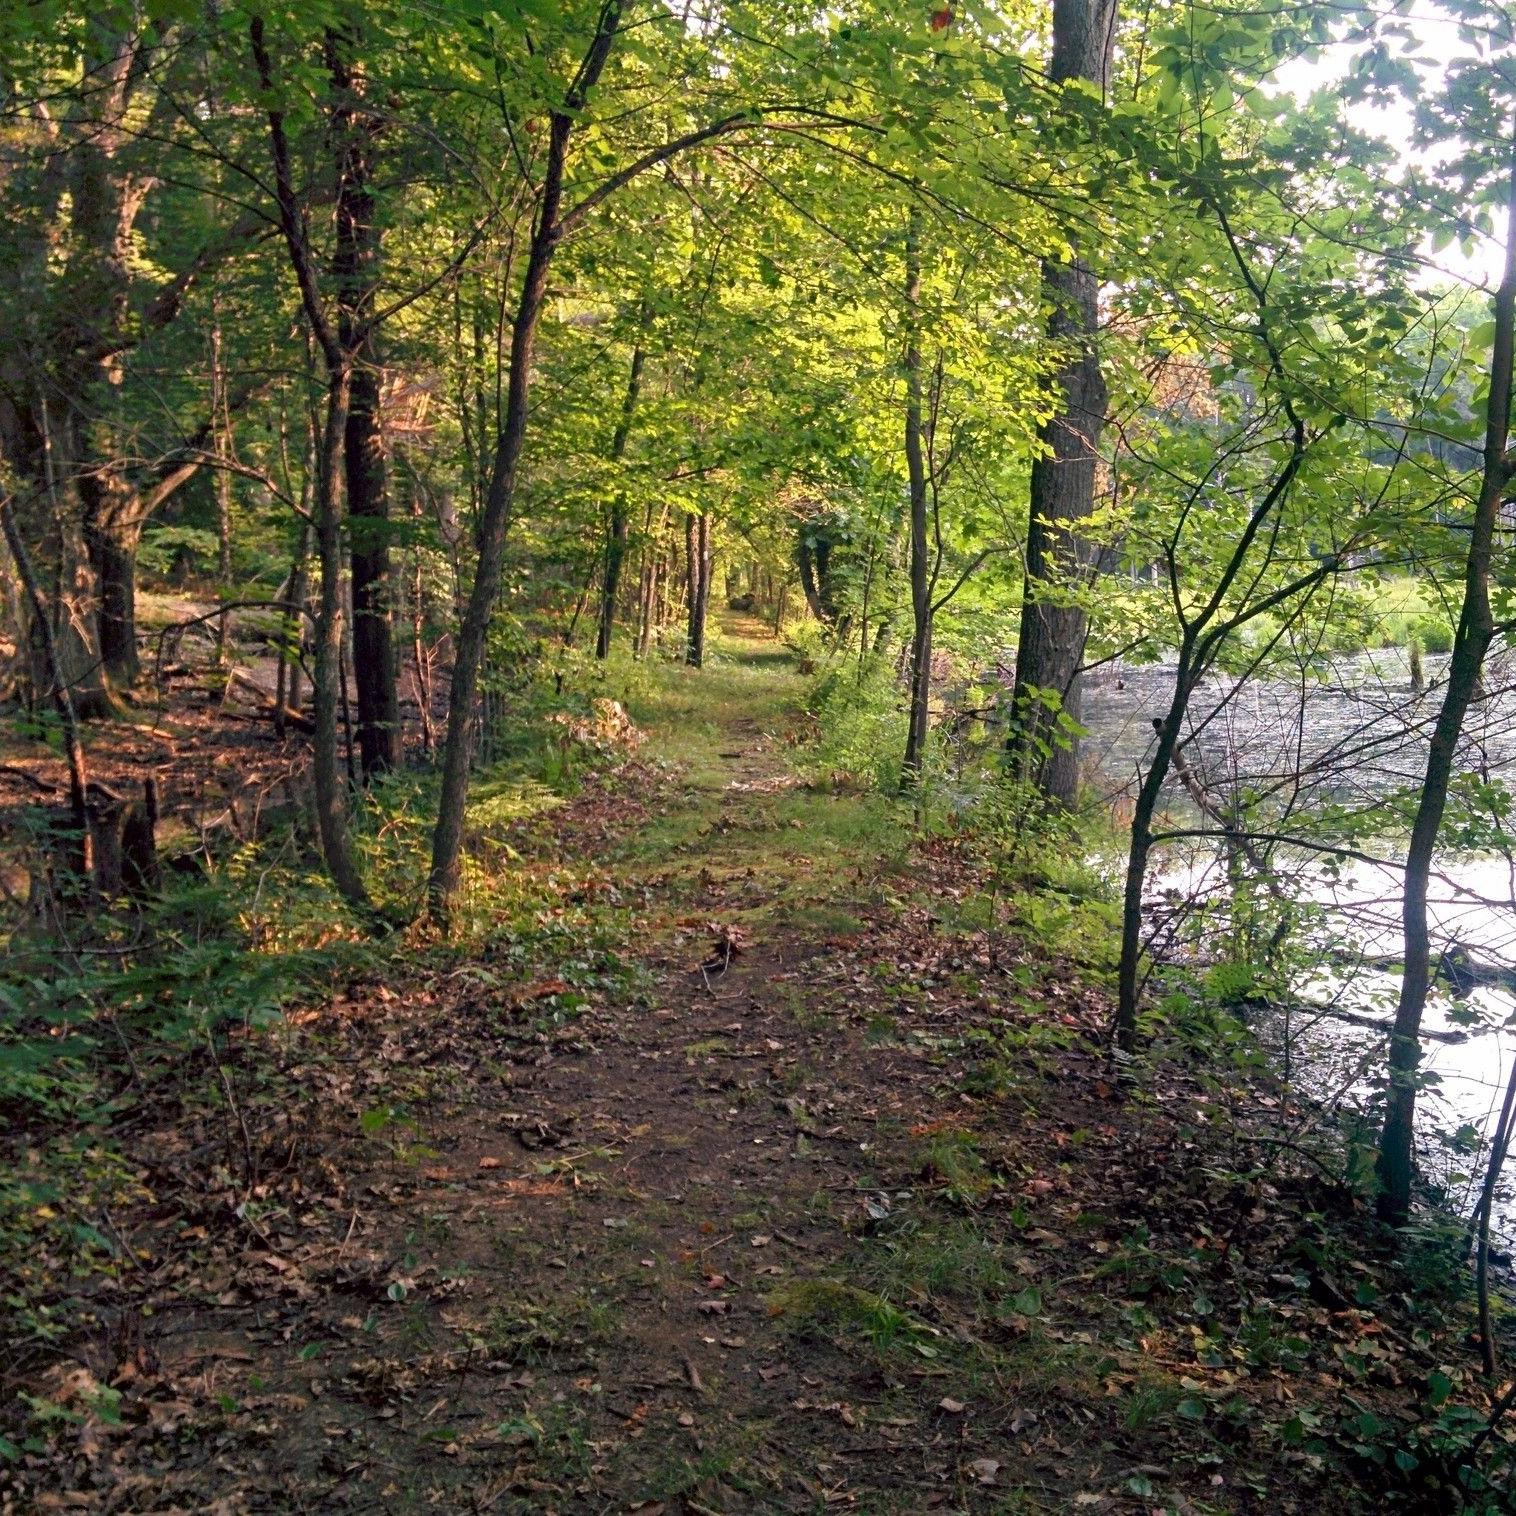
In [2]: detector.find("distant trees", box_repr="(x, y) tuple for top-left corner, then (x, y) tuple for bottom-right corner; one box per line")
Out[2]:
(4, 2), (1514, 1273)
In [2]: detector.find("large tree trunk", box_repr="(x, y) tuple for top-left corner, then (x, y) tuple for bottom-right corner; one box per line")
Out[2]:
(1005, 0), (1117, 805)
(1376, 147), (1516, 1226)
(595, 342), (645, 659)
(329, 24), (400, 781)
(85, 503), (141, 689)
(901, 211), (932, 784)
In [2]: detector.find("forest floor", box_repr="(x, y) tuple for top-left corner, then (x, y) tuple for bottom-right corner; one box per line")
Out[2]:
(2, 618), (1508, 1514)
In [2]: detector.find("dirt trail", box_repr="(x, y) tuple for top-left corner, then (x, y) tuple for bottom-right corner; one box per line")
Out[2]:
(407, 658), (989, 1510)
(7, 625), (1432, 1516)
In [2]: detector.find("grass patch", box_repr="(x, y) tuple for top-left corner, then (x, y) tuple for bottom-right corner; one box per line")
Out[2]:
(767, 1277), (935, 1354)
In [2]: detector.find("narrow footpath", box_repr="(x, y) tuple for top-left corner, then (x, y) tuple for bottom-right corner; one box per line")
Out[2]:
(8, 624), (1458, 1516)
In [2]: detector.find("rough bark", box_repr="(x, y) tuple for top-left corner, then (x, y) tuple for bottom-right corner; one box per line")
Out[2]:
(84, 492), (143, 689)
(1376, 144), (1516, 1226)
(1005, 0), (1117, 804)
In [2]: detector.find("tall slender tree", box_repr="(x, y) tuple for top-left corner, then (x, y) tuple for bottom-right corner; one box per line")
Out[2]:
(1377, 133), (1516, 1225)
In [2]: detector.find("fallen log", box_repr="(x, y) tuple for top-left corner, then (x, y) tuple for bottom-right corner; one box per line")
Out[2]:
(0, 763), (57, 794)
(224, 668), (314, 734)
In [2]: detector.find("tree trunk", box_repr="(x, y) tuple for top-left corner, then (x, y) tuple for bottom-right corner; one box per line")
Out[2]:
(1113, 659), (1193, 1050)
(59, 30), (149, 703)
(635, 500), (664, 658)
(347, 353), (399, 778)
(1005, 0), (1117, 805)
(427, 2), (624, 919)
(901, 209), (932, 784)
(329, 23), (400, 781)
(1376, 145), (1516, 1226)
(595, 342), (645, 659)
(210, 314), (234, 667)
(1, 494), (92, 882)
(253, 15), (370, 911)
(84, 497), (142, 689)
(211, 312), (234, 585)
(686, 512), (712, 667)
(275, 518), (312, 738)
(410, 489), (435, 756)
(798, 533), (826, 620)
(310, 368), (369, 905)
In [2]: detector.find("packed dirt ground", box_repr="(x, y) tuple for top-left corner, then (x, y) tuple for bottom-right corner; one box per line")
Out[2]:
(2, 623), (1509, 1513)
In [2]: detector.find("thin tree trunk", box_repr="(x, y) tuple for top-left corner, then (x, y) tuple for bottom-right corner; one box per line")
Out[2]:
(634, 499), (662, 657)
(2, 494), (92, 881)
(1377, 142), (1516, 1225)
(595, 342), (646, 658)
(253, 16), (370, 911)
(212, 313), (234, 586)
(901, 208), (931, 784)
(308, 367), (368, 906)
(1472, 1052), (1516, 1377)
(1005, 0), (1117, 805)
(1114, 660), (1193, 1050)
(339, 569), (358, 786)
(686, 512), (711, 667)
(211, 312), (234, 667)
(428, 2), (624, 918)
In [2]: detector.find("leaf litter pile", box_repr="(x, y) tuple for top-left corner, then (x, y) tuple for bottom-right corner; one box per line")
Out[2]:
(3, 684), (1513, 1514)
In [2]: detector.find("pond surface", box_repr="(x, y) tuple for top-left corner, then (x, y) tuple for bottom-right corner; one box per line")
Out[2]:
(1079, 649), (1516, 1237)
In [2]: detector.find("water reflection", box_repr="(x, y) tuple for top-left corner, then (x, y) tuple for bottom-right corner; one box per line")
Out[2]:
(1079, 650), (1516, 1236)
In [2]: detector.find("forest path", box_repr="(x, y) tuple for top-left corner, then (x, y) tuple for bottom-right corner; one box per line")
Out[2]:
(13, 621), (1379, 1516)
(427, 618), (1015, 1509)
(285, 620), (1136, 1514)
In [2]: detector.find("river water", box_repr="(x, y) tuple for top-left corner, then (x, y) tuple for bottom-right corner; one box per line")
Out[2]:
(1079, 648), (1516, 1235)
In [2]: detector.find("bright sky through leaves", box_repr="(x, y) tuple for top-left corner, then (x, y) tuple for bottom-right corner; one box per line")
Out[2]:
(1273, 6), (1506, 286)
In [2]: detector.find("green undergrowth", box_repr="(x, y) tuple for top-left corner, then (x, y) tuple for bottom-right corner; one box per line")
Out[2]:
(771, 1048), (1515, 1512)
